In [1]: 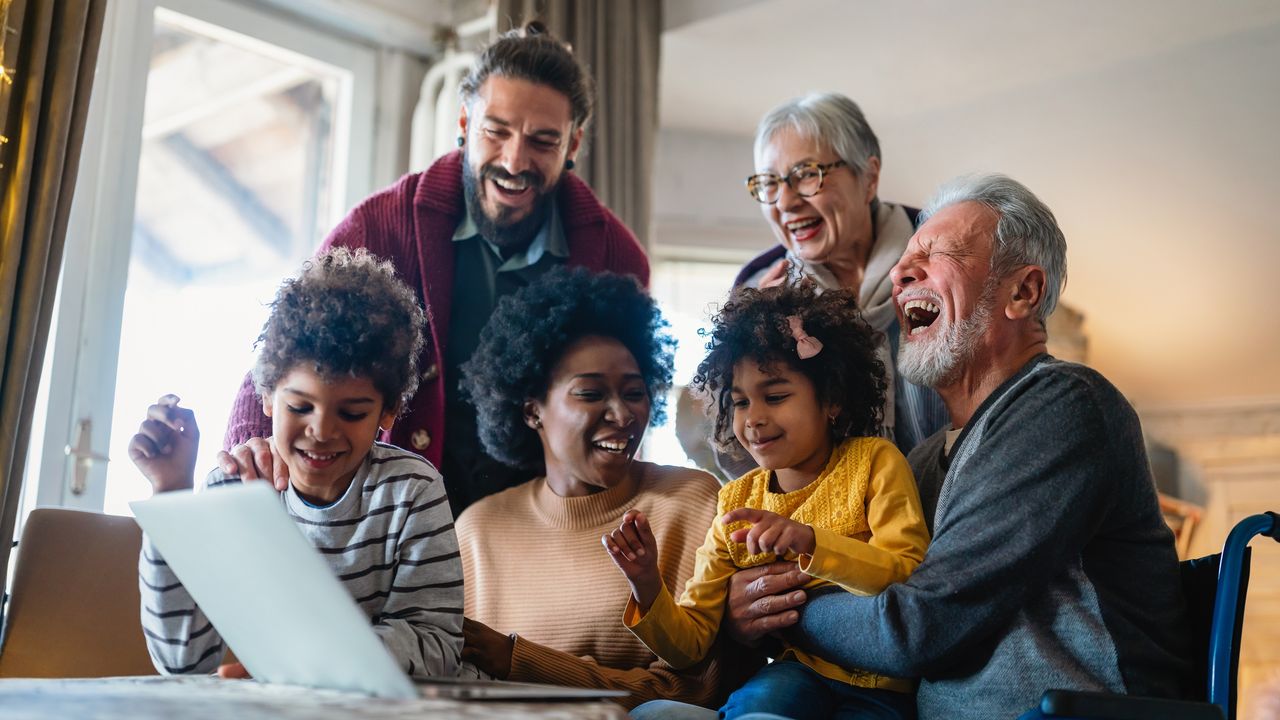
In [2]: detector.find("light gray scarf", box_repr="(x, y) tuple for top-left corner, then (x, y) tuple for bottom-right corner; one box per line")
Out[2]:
(777, 202), (915, 439)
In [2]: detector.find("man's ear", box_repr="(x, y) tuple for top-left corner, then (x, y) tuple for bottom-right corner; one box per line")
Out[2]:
(861, 156), (881, 204)
(261, 391), (274, 418)
(523, 399), (543, 431)
(566, 125), (585, 165)
(1005, 265), (1047, 321)
(458, 103), (470, 143)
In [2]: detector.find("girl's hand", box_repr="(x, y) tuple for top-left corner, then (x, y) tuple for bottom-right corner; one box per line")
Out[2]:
(722, 508), (816, 557)
(462, 617), (513, 680)
(127, 395), (200, 493)
(602, 509), (661, 612)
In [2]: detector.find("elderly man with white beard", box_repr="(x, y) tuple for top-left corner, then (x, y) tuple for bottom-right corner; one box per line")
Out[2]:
(711, 174), (1193, 720)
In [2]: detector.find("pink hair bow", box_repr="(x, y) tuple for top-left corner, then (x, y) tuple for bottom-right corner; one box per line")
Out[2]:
(787, 315), (824, 359)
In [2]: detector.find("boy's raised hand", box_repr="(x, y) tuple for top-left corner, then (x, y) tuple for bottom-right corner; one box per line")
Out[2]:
(128, 394), (200, 493)
(722, 508), (816, 558)
(602, 509), (662, 613)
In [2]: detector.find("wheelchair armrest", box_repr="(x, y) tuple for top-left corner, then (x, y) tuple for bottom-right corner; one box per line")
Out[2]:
(1034, 690), (1225, 720)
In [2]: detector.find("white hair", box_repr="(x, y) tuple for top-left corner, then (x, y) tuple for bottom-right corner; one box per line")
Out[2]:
(919, 174), (1067, 323)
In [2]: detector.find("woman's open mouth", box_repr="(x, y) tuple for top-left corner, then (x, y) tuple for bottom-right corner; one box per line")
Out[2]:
(785, 217), (823, 243)
(591, 437), (633, 456)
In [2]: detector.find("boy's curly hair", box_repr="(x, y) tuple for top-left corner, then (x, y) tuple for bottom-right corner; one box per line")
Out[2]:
(691, 281), (887, 453)
(252, 247), (427, 412)
(461, 267), (675, 471)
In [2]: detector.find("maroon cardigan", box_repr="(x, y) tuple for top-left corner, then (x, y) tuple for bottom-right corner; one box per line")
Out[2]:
(223, 150), (650, 468)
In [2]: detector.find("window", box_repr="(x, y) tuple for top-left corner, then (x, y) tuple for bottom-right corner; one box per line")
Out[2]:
(22, 0), (375, 519)
(644, 258), (745, 477)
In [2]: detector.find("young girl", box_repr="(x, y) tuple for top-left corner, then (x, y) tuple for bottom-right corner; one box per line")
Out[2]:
(131, 248), (463, 680)
(604, 282), (930, 720)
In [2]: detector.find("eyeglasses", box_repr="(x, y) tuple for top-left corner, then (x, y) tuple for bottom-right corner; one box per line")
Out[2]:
(745, 161), (847, 204)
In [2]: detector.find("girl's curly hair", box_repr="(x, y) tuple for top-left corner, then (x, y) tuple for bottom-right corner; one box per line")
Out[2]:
(252, 247), (427, 412)
(690, 281), (887, 453)
(461, 267), (675, 471)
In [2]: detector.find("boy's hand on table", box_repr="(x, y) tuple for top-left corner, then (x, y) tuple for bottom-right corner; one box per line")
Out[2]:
(217, 662), (251, 679)
(217, 436), (289, 491)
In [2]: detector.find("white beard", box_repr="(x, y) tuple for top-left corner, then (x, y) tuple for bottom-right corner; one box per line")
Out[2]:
(898, 296), (993, 388)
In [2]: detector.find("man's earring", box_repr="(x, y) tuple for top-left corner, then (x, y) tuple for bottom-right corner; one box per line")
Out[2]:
(565, 158), (575, 171)
(532, 417), (542, 429)
(456, 136), (465, 147)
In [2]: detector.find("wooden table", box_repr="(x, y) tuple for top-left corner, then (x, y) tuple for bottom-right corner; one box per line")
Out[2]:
(0, 676), (627, 719)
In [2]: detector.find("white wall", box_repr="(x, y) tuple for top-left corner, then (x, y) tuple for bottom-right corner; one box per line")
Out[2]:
(651, 128), (773, 259)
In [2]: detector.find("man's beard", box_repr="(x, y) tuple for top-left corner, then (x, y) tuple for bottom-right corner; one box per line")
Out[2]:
(898, 283), (996, 389)
(462, 153), (557, 251)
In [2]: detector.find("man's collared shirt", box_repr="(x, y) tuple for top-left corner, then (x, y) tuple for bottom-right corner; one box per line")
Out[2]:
(442, 200), (567, 514)
(450, 199), (568, 275)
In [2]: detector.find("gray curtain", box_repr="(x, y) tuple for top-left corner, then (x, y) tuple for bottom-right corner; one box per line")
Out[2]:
(0, 0), (107, 625)
(495, 0), (661, 249)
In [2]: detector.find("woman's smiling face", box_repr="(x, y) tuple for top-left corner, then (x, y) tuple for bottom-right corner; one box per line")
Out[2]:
(527, 335), (651, 497)
(756, 127), (879, 268)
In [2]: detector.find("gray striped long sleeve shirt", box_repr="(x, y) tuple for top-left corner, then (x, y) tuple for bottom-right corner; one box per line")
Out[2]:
(138, 442), (464, 679)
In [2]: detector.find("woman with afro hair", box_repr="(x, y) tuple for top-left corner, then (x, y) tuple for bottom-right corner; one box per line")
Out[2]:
(454, 267), (740, 710)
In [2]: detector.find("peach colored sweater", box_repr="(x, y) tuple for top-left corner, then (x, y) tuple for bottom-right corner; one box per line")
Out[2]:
(456, 461), (728, 710)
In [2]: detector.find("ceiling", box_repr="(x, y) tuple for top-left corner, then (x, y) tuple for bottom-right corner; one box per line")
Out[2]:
(658, 0), (1280, 407)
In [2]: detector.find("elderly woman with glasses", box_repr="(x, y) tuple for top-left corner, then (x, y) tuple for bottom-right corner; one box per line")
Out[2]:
(736, 92), (948, 458)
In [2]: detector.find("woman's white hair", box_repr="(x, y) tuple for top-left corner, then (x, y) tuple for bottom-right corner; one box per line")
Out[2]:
(753, 92), (881, 180)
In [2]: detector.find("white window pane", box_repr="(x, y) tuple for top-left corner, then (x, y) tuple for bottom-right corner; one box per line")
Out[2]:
(102, 12), (349, 515)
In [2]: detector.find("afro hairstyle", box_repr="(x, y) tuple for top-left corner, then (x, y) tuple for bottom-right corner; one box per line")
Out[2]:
(252, 247), (426, 413)
(461, 266), (675, 471)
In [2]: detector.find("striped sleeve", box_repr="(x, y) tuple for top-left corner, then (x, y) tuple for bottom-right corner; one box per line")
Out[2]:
(137, 534), (224, 675)
(365, 458), (463, 679)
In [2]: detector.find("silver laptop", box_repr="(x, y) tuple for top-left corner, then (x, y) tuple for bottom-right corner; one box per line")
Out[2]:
(131, 483), (627, 702)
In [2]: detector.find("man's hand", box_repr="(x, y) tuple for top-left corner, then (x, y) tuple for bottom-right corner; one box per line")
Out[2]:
(722, 561), (809, 647)
(602, 509), (662, 613)
(128, 395), (199, 493)
(462, 617), (513, 680)
(722, 508), (816, 557)
(216, 436), (289, 491)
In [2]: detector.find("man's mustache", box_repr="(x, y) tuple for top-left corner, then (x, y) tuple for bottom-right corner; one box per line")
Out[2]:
(482, 165), (544, 188)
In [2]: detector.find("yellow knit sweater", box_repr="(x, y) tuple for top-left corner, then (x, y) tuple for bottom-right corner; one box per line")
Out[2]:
(625, 436), (930, 692)
(456, 461), (732, 710)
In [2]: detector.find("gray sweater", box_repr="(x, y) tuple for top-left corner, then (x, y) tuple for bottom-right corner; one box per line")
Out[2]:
(795, 355), (1191, 719)
(138, 442), (464, 679)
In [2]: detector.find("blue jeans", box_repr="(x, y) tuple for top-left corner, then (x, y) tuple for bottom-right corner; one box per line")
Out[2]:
(629, 701), (780, 720)
(629, 661), (916, 720)
(720, 659), (915, 720)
